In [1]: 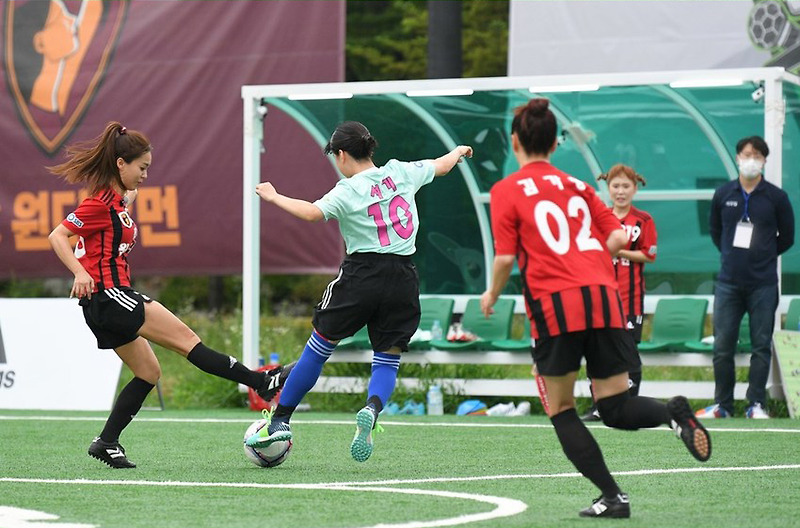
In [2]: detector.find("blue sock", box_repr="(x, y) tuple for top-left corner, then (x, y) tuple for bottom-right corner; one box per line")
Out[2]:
(278, 330), (335, 407)
(368, 352), (401, 407)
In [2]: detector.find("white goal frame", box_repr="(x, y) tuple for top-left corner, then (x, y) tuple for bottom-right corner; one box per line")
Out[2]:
(241, 67), (799, 368)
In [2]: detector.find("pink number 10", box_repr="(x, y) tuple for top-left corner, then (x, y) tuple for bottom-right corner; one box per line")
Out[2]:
(367, 196), (414, 247)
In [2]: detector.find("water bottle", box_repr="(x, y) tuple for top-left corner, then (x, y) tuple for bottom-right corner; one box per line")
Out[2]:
(431, 319), (443, 341)
(268, 353), (280, 366)
(427, 384), (444, 416)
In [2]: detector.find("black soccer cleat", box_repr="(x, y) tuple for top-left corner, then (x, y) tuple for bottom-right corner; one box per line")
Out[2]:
(88, 437), (136, 468)
(579, 493), (631, 518)
(667, 395), (712, 462)
(256, 361), (296, 401)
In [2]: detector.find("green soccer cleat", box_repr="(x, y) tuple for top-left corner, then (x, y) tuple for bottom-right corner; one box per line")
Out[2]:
(350, 406), (381, 462)
(245, 409), (292, 448)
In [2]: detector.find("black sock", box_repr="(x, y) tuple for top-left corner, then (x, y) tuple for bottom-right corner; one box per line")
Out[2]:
(628, 370), (642, 397)
(99, 377), (154, 443)
(273, 403), (296, 421)
(367, 395), (383, 414)
(187, 342), (263, 388)
(550, 408), (620, 499)
(596, 391), (670, 430)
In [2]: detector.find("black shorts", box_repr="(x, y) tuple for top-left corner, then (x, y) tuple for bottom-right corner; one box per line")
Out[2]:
(626, 314), (644, 343)
(312, 253), (420, 352)
(79, 287), (153, 349)
(625, 315), (643, 375)
(533, 327), (641, 379)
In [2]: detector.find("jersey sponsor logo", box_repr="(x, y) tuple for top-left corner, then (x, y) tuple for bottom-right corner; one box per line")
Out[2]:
(725, 200), (739, 207)
(118, 211), (134, 228)
(74, 236), (86, 258)
(3, 1), (129, 155)
(66, 212), (84, 228)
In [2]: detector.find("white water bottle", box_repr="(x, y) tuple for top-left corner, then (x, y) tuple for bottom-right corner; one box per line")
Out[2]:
(427, 385), (444, 416)
(431, 319), (443, 340)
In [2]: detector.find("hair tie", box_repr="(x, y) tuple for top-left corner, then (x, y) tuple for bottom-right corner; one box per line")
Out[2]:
(120, 127), (127, 135)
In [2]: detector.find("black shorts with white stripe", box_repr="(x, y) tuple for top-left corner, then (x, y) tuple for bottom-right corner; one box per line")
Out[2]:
(79, 287), (153, 349)
(533, 327), (641, 379)
(312, 252), (420, 352)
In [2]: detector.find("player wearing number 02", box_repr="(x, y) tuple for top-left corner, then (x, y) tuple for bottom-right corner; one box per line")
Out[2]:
(250, 120), (472, 462)
(479, 99), (710, 518)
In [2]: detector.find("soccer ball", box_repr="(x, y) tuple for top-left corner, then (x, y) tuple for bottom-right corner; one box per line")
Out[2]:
(242, 419), (292, 468)
(749, 0), (790, 50)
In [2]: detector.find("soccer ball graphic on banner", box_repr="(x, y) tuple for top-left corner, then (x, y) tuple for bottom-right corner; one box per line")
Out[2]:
(242, 419), (292, 468)
(748, 0), (800, 51)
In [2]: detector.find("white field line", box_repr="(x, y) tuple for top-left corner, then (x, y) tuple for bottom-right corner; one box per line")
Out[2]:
(0, 478), (526, 528)
(2, 417), (797, 527)
(0, 415), (799, 434)
(3, 466), (800, 528)
(315, 463), (800, 487)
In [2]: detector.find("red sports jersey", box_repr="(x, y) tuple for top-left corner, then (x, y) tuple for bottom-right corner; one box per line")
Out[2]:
(614, 206), (657, 318)
(61, 188), (137, 292)
(490, 161), (625, 338)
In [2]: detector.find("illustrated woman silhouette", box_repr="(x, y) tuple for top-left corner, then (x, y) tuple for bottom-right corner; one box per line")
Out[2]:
(13, 0), (102, 116)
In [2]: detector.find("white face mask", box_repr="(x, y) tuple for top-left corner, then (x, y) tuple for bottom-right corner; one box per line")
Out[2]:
(738, 157), (764, 180)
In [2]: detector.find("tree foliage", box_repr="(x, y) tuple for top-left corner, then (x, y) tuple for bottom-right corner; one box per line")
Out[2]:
(462, 0), (509, 77)
(346, 0), (508, 81)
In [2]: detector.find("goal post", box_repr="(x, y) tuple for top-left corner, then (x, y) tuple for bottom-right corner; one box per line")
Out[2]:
(241, 68), (798, 369)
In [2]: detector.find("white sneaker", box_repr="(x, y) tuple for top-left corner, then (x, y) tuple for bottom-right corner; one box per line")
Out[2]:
(487, 402), (516, 416)
(746, 402), (769, 419)
(510, 401), (531, 416)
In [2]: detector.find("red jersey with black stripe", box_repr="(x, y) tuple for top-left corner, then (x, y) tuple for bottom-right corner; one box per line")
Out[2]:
(61, 188), (137, 292)
(614, 206), (657, 318)
(490, 161), (626, 339)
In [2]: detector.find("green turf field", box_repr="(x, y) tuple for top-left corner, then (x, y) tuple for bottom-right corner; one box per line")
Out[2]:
(1, 409), (798, 527)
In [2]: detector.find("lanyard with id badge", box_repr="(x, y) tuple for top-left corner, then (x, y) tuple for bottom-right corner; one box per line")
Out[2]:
(733, 190), (754, 249)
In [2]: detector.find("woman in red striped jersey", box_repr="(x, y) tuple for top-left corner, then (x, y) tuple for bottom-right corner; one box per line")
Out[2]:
(48, 122), (292, 469)
(480, 99), (709, 518)
(583, 165), (657, 421)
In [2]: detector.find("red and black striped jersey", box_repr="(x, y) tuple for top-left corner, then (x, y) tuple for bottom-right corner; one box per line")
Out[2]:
(490, 161), (626, 339)
(61, 188), (137, 292)
(613, 206), (657, 318)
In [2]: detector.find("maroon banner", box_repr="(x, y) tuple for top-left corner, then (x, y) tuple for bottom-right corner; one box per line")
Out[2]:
(0, 0), (345, 279)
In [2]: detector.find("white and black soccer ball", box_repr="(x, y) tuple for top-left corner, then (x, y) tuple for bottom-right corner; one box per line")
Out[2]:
(749, 0), (790, 50)
(242, 419), (292, 468)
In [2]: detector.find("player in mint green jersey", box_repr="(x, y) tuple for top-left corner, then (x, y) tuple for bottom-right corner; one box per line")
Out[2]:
(247, 121), (472, 462)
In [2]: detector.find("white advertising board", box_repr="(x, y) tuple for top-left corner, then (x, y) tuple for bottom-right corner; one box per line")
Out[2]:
(509, 0), (772, 75)
(0, 298), (122, 411)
